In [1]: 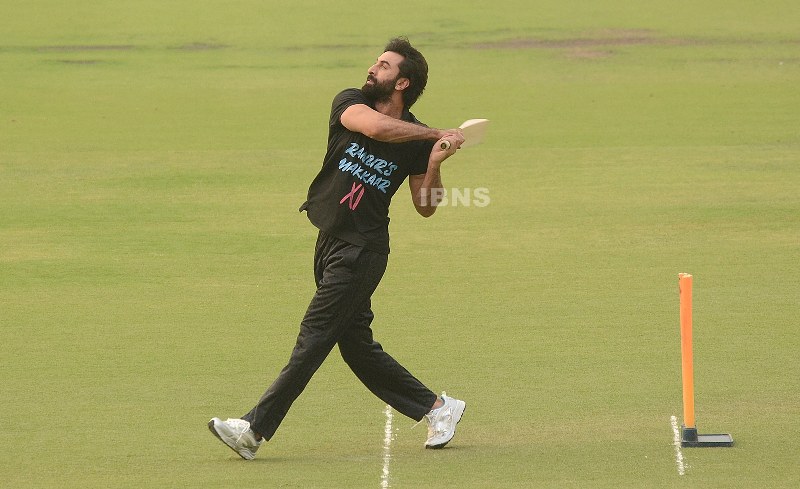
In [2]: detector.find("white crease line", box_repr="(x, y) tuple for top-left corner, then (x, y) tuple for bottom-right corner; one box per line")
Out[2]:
(381, 405), (394, 489)
(670, 415), (686, 476)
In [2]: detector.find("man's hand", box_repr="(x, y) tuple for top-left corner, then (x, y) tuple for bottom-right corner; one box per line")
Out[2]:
(431, 130), (465, 164)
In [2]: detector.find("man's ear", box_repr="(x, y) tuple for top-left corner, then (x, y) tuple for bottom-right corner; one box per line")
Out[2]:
(395, 77), (410, 91)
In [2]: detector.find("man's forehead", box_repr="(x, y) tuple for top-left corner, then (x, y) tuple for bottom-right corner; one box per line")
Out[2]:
(377, 51), (404, 66)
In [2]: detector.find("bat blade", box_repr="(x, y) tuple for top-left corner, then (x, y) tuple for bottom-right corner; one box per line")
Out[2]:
(459, 118), (489, 148)
(439, 118), (490, 150)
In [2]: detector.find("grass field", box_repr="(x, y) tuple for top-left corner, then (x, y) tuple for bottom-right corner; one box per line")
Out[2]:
(2, 1), (799, 487)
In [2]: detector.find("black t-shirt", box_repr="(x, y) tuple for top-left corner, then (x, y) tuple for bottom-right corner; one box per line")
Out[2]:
(300, 89), (433, 254)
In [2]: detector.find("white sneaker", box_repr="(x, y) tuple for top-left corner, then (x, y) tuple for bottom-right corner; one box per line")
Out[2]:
(208, 417), (263, 460)
(424, 393), (466, 449)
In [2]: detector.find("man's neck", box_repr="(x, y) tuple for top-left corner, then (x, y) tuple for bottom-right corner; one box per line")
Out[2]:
(374, 95), (405, 120)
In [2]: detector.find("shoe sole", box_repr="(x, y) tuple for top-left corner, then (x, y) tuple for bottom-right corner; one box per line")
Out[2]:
(425, 402), (466, 449)
(208, 418), (256, 460)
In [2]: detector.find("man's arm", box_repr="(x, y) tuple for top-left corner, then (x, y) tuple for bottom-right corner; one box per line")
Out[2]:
(408, 133), (464, 217)
(341, 104), (452, 143)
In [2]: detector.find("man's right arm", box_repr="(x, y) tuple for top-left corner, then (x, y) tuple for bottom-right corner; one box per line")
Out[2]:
(341, 104), (451, 143)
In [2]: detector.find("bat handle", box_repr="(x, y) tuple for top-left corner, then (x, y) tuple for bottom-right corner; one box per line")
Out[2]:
(439, 140), (451, 150)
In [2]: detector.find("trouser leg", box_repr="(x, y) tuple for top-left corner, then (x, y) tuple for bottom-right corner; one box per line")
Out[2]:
(242, 232), (386, 440)
(338, 305), (437, 421)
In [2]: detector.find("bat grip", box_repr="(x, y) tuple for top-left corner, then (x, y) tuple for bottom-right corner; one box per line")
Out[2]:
(439, 140), (451, 150)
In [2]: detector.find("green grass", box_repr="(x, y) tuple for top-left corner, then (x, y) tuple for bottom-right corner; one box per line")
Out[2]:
(2, 1), (799, 487)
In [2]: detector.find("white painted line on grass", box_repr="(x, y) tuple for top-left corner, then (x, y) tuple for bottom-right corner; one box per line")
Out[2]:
(670, 415), (686, 476)
(381, 405), (394, 489)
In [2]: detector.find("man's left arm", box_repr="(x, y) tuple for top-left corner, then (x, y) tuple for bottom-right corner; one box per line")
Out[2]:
(408, 134), (464, 217)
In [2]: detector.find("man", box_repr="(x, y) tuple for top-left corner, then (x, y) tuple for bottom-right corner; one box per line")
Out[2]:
(209, 37), (466, 460)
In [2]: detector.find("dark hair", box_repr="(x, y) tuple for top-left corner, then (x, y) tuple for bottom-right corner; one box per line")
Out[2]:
(384, 37), (428, 108)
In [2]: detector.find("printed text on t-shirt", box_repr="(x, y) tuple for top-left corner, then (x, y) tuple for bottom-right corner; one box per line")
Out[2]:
(337, 143), (399, 194)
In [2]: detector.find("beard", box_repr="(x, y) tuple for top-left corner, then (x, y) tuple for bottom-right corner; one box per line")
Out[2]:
(361, 75), (397, 103)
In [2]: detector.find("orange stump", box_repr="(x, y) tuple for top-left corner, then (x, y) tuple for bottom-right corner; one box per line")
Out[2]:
(677, 273), (734, 447)
(679, 273), (696, 430)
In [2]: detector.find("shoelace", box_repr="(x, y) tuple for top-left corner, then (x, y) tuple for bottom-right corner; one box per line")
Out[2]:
(412, 392), (450, 438)
(427, 409), (453, 438)
(226, 418), (253, 443)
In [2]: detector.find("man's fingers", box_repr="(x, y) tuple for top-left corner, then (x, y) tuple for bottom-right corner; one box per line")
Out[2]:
(436, 128), (465, 152)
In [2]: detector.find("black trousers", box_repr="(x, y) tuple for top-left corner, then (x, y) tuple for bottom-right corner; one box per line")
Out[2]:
(242, 231), (437, 440)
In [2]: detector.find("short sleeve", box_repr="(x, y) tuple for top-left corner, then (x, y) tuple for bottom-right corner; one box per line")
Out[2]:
(330, 89), (368, 129)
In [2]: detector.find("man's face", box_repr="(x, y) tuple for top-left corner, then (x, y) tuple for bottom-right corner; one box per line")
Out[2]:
(362, 51), (405, 103)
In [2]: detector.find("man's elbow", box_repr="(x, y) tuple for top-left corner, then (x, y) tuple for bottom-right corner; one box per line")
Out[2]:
(415, 205), (437, 218)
